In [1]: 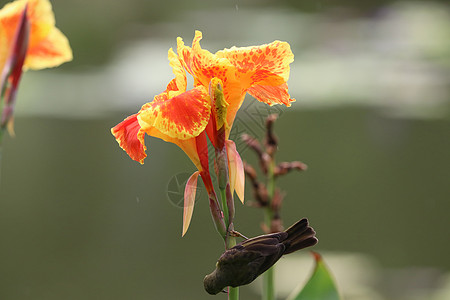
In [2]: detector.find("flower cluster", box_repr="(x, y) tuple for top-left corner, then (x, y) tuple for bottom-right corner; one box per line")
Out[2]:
(112, 30), (295, 236)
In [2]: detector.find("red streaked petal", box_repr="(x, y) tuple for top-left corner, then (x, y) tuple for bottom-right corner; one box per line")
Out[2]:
(182, 171), (200, 236)
(195, 130), (209, 173)
(205, 110), (217, 149)
(111, 114), (147, 164)
(247, 83), (295, 107)
(226, 140), (245, 203)
(138, 86), (211, 140)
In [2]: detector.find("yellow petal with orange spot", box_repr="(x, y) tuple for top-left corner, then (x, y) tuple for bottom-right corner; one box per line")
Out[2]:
(216, 40), (294, 87)
(189, 31), (236, 89)
(216, 40), (295, 121)
(138, 86), (211, 140)
(182, 31), (243, 133)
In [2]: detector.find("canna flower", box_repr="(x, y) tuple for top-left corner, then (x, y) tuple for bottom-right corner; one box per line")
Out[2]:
(112, 30), (294, 235)
(112, 30), (294, 172)
(0, 0), (72, 134)
(177, 31), (295, 142)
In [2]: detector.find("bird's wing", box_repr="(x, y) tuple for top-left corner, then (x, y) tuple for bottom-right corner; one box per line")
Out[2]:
(217, 247), (281, 287)
(217, 247), (261, 267)
(239, 232), (288, 249)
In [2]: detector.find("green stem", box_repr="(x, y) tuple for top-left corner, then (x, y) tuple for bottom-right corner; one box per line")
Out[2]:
(220, 187), (229, 227)
(266, 160), (276, 200)
(226, 235), (239, 300)
(263, 266), (275, 300)
(262, 207), (275, 300)
(228, 286), (239, 300)
(262, 159), (276, 300)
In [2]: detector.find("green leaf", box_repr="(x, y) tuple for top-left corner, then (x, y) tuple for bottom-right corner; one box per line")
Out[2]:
(287, 252), (340, 300)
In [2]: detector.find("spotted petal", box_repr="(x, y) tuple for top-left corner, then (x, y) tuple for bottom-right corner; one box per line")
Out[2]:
(179, 31), (243, 132)
(247, 83), (294, 106)
(216, 40), (294, 87)
(138, 86), (211, 140)
(216, 40), (295, 121)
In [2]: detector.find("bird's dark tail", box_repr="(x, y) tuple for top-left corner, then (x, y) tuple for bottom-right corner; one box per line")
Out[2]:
(283, 218), (318, 254)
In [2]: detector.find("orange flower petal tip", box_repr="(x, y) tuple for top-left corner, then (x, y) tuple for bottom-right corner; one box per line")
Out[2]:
(111, 114), (147, 164)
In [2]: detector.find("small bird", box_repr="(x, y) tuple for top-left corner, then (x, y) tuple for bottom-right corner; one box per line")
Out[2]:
(204, 218), (318, 295)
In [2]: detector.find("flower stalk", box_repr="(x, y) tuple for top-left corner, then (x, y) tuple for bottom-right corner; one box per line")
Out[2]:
(209, 77), (240, 300)
(110, 31), (296, 298)
(242, 114), (308, 300)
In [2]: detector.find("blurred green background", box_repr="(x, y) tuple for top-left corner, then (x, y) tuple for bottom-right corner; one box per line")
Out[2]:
(1, 0), (449, 299)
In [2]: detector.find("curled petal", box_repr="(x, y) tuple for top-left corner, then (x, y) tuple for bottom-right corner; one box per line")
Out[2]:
(247, 83), (295, 107)
(176, 36), (193, 75)
(183, 171), (200, 236)
(112, 112), (204, 170)
(166, 47), (186, 98)
(111, 114), (147, 164)
(226, 140), (245, 203)
(138, 86), (211, 140)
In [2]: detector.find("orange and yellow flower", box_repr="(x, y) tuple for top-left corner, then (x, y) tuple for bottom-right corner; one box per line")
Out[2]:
(112, 30), (295, 235)
(0, 0), (72, 133)
(0, 0), (72, 73)
(112, 30), (294, 168)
